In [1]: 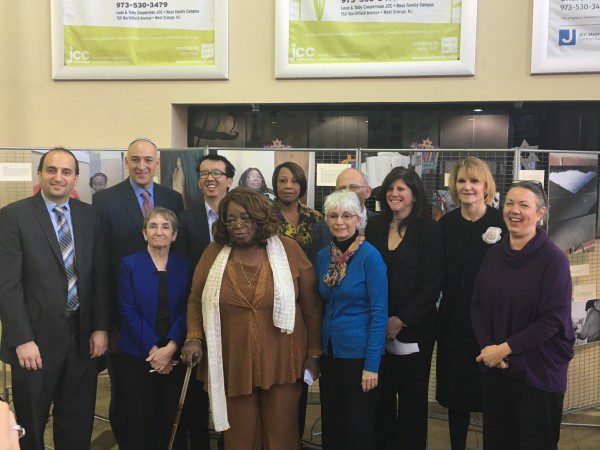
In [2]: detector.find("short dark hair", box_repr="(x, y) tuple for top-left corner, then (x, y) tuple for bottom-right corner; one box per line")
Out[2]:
(37, 147), (79, 175)
(213, 188), (278, 246)
(272, 162), (307, 199)
(89, 172), (108, 188)
(197, 153), (235, 179)
(378, 167), (427, 229)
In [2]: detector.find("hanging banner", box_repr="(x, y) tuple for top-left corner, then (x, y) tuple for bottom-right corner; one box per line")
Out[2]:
(532, 0), (600, 73)
(51, 0), (228, 79)
(275, 0), (477, 78)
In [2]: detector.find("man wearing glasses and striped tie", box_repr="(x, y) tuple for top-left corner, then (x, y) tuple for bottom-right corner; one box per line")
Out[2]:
(0, 147), (110, 450)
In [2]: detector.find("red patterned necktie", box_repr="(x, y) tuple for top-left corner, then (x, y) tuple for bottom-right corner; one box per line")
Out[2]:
(141, 190), (152, 218)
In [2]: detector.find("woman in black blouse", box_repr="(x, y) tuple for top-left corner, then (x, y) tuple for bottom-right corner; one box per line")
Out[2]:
(365, 167), (443, 450)
(436, 157), (505, 450)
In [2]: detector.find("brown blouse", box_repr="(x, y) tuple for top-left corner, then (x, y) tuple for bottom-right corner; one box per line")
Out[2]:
(187, 235), (323, 397)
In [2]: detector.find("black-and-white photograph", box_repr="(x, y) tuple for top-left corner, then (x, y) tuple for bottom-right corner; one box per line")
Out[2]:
(573, 299), (600, 345)
(548, 153), (598, 253)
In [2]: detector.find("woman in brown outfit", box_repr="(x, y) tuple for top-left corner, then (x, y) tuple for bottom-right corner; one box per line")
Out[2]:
(181, 188), (322, 450)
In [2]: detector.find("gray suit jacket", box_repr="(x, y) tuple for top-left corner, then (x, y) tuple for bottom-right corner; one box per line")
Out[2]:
(0, 193), (109, 367)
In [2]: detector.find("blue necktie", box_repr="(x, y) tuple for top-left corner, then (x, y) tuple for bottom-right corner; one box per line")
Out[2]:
(53, 206), (79, 311)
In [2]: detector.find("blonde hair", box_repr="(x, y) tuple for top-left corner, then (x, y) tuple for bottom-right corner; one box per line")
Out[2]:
(448, 157), (496, 206)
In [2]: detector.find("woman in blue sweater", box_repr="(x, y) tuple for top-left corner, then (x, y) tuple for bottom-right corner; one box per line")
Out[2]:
(317, 190), (387, 450)
(472, 181), (574, 450)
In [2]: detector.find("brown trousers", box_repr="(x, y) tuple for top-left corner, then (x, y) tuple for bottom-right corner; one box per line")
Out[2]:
(224, 381), (302, 450)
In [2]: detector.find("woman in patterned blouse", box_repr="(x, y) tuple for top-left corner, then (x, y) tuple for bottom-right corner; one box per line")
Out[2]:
(271, 161), (322, 255)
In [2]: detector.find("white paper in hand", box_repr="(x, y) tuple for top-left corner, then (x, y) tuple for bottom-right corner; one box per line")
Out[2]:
(303, 368), (314, 386)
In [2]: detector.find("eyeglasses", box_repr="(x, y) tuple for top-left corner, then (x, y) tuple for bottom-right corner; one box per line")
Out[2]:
(224, 217), (254, 227)
(146, 224), (173, 232)
(199, 169), (226, 179)
(327, 213), (357, 221)
(511, 179), (545, 192)
(337, 184), (367, 191)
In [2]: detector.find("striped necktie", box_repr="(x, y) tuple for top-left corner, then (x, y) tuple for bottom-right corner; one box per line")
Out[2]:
(141, 190), (152, 218)
(53, 205), (79, 311)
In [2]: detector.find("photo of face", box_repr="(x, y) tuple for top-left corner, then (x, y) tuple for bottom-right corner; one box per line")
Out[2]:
(246, 169), (264, 190)
(90, 173), (107, 193)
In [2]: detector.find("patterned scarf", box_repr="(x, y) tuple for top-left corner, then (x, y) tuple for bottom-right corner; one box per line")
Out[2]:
(323, 234), (366, 287)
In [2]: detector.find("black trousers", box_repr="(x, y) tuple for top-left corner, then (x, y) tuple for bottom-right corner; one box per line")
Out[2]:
(320, 355), (381, 450)
(11, 315), (98, 450)
(375, 341), (434, 450)
(481, 370), (564, 450)
(106, 351), (130, 449)
(118, 351), (187, 450)
(183, 370), (211, 450)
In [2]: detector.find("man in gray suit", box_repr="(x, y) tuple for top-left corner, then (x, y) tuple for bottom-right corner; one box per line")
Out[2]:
(310, 168), (376, 264)
(0, 147), (109, 450)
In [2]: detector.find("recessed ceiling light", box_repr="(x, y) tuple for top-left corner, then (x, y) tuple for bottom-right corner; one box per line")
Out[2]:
(473, 108), (483, 112)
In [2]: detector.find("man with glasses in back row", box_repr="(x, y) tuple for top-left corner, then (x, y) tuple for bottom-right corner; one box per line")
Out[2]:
(173, 152), (235, 450)
(309, 168), (376, 265)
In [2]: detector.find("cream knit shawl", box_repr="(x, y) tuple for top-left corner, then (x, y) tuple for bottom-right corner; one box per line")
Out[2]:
(202, 235), (296, 431)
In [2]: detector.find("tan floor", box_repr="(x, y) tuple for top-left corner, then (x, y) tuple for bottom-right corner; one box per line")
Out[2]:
(4, 372), (599, 449)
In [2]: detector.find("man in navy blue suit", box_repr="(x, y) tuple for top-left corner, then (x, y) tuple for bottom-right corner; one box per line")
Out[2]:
(93, 138), (183, 449)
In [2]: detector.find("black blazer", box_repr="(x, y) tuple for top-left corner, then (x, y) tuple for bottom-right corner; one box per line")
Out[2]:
(0, 193), (109, 367)
(92, 179), (184, 325)
(172, 203), (211, 269)
(365, 215), (443, 344)
(309, 209), (378, 265)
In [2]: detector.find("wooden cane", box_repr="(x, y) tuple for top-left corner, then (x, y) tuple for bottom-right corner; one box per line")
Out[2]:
(167, 355), (197, 450)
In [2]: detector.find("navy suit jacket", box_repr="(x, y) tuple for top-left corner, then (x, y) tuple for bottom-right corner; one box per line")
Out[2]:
(93, 179), (184, 326)
(117, 250), (191, 359)
(172, 203), (211, 269)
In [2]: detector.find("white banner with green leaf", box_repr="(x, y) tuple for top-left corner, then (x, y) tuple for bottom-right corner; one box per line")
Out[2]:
(51, 0), (228, 79)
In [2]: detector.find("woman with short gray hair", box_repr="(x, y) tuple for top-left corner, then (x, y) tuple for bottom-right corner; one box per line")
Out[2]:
(317, 190), (387, 450)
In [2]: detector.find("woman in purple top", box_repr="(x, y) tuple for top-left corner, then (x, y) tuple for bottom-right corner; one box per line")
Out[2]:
(472, 181), (574, 450)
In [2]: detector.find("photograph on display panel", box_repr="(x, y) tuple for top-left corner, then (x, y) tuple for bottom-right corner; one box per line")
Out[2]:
(572, 299), (600, 345)
(548, 153), (598, 254)
(160, 150), (206, 209)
